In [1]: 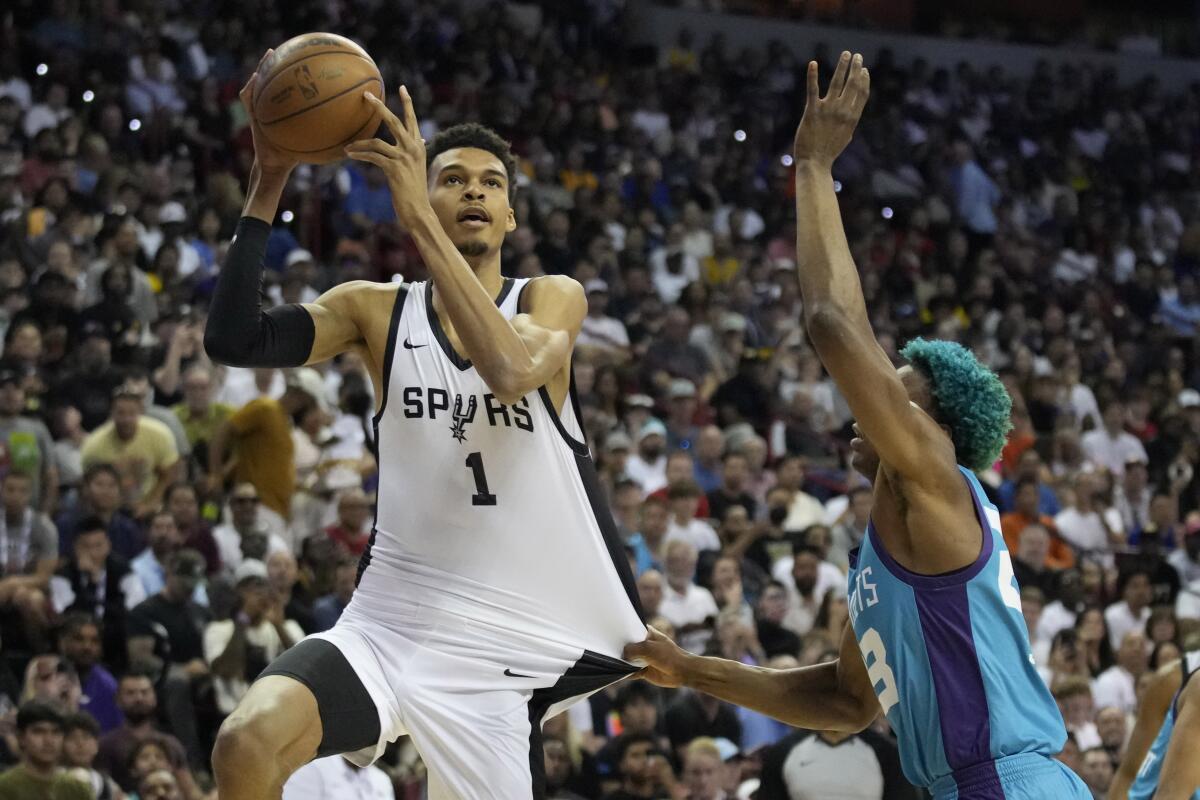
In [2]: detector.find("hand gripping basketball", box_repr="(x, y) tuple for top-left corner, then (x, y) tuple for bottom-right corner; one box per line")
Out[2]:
(792, 51), (870, 169)
(239, 49), (300, 175)
(344, 87), (430, 227)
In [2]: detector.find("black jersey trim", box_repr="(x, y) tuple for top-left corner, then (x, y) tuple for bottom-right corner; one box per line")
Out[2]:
(371, 284), (408, 427)
(538, 384), (590, 457)
(425, 277), (515, 371)
(358, 285), (406, 585)
(572, 448), (645, 619)
(527, 649), (637, 798)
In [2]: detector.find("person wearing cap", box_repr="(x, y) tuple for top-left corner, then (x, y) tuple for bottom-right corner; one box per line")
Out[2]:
(80, 384), (181, 518)
(126, 549), (211, 769)
(205, 558), (303, 715)
(268, 251), (320, 307)
(207, 370), (314, 527)
(627, 419), (669, 494)
(0, 362), (57, 514)
(154, 201), (202, 280)
(577, 278), (631, 360)
(664, 378), (700, 451)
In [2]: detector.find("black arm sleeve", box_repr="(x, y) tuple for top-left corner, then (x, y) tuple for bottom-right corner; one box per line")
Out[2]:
(203, 216), (316, 368)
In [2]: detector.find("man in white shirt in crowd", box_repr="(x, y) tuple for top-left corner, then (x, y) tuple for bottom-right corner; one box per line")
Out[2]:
(212, 483), (289, 575)
(1054, 471), (1123, 557)
(576, 279), (630, 361)
(1081, 399), (1148, 477)
(775, 456), (824, 533)
(659, 539), (718, 654)
(665, 479), (720, 553)
(1168, 518), (1200, 586)
(1103, 569), (1152, 651)
(282, 755), (393, 800)
(773, 542), (844, 638)
(1090, 629), (1148, 715)
(626, 420), (669, 494)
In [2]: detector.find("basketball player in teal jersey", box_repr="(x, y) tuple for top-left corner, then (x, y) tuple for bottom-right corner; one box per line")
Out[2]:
(626, 52), (1090, 799)
(1114, 651), (1200, 799)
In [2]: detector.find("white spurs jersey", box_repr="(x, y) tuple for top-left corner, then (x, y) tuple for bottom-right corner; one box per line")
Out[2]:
(357, 277), (645, 655)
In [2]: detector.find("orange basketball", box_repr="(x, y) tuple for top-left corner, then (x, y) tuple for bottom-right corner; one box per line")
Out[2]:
(253, 33), (384, 165)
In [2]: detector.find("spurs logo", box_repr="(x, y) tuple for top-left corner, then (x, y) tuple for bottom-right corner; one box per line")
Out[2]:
(450, 395), (477, 443)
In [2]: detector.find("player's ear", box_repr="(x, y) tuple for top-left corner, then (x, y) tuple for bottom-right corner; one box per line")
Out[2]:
(505, 207), (516, 233)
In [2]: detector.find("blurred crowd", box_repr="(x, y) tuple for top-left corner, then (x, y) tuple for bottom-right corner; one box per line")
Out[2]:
(0, 0), (1198, 797)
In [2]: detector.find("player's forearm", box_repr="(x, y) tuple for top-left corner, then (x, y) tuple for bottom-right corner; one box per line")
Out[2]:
(793, 162), (872, 330)
(408, 211), (541, 399)
(680, 652), (874, 732)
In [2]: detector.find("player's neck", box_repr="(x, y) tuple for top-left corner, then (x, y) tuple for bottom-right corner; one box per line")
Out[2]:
(432, 256), (505, 306)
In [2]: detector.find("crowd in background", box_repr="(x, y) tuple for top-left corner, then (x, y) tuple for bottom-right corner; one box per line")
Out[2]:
(0, 0), (1199, 797)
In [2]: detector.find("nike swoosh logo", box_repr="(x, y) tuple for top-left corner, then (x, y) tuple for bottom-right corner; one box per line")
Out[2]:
(403, 338), (427, 350)
(504, 668), (534, 678)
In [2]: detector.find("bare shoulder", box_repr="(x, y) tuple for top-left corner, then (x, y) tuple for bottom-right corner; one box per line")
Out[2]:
(520, 274), (585, 308)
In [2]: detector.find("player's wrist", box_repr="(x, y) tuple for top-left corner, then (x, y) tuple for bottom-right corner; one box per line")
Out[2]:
(792, 157), (834, 176)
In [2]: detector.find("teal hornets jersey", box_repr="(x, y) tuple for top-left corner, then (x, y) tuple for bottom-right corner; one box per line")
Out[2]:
(1130, 650), (1200, 800)
(846, 467), (1069, 792)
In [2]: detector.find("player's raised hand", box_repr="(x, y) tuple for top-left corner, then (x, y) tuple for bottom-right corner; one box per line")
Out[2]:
(345, 86), (430, 227)
(623, 626), (690, 689)
(793, 51), (870, 168)
(239, 50), (299, 176)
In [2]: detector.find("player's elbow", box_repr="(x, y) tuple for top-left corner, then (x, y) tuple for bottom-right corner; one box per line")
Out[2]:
(204, 324), (251, 367)
(804, 303), (856, 346)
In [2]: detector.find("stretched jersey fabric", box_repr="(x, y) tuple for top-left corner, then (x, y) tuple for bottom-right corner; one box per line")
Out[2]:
(847, 467), (1082, 798)
(1130, 650), (1200, 800)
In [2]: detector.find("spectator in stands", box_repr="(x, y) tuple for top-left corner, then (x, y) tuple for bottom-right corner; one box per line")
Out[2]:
(57, 613), (121, 732)
(577, 280), (631, 362)
(1104, 569), (1153, 650)
(1002, 478), (1074, 569)
(1114, 457), (1152, 533)
(776, 456), (824, 533)
(629, 497), (670, 576)
(0, 470), (58, 650)
(601, 733), (677, 800)
(96, 671), (191, 793)
(828, 485), (871, 571)
(666, 480), (719, 553)
(126, 549), (209, 768)
(0, 701), (90, 800)
(998, 449), (1060, 516)
(205, 561), (302, 716)
(312, 559), (357, 632)
(164, 483), (219, 575)
(266, 550), (313, 634)
(170, 365), (231, 469)
(626, 420), (668, 494)
(1170, 519), (1200, 586)
(706, 452), (756, 522)
(131, 510), (192, 600)
(61, 712), (122, 800)
(594, 683), (668, 792)
(1094, 705), (1126, 765)
(777, 543), (843, 638)
(0, 363), (57, 514)
(56, 463), (143, 559)
(1091, 629), (1148, 715)
(1054, 677), (1101, 750)
(1078, 746), (1114, 798)
(1012, 523), (1058, 595)
(212, 483), (288, 574)
(1055, 471), (1124, 556)
(80, 385), (181, 517)
(1082, 400), (1148, 477)
(661, 540), (718, 654)
(636, 570), (665, 621)
(664, 689), (741, 765)
(137, 767), (185, 800)
(321, 488), (371, 558)
(281, 754), (394, 800)
(692, 426), (725, 495)
(680, 737), (726, 800)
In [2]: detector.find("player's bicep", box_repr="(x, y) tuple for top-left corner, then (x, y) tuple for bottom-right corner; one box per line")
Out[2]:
(806, 306), (943, 478)
(302, 282), (369, 364)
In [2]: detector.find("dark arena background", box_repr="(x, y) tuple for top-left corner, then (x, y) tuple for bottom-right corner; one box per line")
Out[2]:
(1, 0), (1199, 798)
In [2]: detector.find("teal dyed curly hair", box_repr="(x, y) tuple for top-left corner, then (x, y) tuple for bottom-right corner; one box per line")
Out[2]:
(899, 338), (1012, 472)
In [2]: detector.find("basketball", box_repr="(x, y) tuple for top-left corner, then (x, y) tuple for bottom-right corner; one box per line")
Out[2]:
(252, 33), (384, 164)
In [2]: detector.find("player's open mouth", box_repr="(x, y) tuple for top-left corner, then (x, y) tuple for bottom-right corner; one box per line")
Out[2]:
(457, 207), (491, 228)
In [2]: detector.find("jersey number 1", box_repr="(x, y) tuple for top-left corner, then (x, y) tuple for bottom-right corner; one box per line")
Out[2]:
(466, 452), (497, 506)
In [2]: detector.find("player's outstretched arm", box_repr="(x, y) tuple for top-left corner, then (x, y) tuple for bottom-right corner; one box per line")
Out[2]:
(793, 53), (954, 482)
(1156, 674), (1200, 800)
(345, 90), (583, 405)
(205, 52), (362, 368)
(624, 624), (879, 733)
(1109, 658), (1183, 800)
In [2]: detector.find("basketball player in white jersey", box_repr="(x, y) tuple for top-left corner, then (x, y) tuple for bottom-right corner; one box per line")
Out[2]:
(204, 52), (645, 800)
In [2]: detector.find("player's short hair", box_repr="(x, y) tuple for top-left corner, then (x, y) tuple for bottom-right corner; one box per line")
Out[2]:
(900, 337), (1013, 472)
(425, 123), (518, 203)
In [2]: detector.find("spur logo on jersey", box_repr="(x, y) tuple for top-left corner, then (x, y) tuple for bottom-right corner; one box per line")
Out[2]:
(450, 395), (477, 442)
(401, 387), (534, 440)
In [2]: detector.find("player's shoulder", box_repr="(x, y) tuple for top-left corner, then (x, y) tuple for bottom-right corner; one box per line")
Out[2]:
(517, 274), (585, 311)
